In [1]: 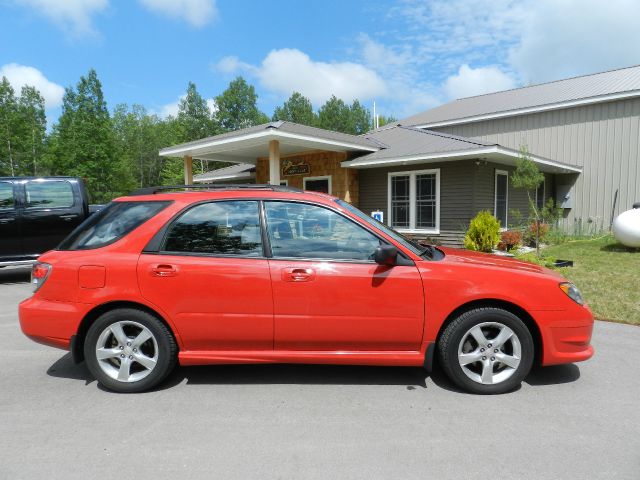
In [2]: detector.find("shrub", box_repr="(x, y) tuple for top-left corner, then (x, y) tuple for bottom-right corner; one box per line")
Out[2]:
(498, 230), (523, 251)
(464, 211), (501, 252)
(524, 222), (550, 246)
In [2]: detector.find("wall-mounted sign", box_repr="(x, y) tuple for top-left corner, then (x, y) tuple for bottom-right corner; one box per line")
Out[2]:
(371, 211), (384, 223)
(282, 159), (310, 176)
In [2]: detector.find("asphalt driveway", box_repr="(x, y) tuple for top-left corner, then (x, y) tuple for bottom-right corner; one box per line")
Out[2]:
(1, 267), (638, 479)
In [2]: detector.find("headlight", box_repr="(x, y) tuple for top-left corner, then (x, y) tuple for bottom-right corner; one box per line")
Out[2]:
(559, 282), (585, 305)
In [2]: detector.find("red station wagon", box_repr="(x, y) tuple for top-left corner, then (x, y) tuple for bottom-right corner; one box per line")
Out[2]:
(19, 185), (594, 394)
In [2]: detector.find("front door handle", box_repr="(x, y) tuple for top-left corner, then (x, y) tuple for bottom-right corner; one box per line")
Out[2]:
(151, 264), (178, 277)
(282, 267), (315, 282)
(60, 214), (79, 222)
(0, 218), (15, 224)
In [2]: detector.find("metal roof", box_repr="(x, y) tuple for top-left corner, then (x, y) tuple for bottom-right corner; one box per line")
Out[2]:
(342, 125), (581, 173)
(400, 64), (640, 128)
(159, 120), (380, 160)
(359, 125), (494, 161)
(193, 163), (255, 183)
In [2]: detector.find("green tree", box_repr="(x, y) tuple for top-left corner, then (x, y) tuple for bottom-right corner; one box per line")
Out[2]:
(349, 99), (372, 134)
(215, 77), (269, 132)
(317, 95), (352, 133)
(377, 114), (397, 128)
(18, 85), (46, 176)
(0, 77), (19, 176)
(272, 92), (316, 126)
(511, 146), (546, 256)
(46, 69), (119, 202)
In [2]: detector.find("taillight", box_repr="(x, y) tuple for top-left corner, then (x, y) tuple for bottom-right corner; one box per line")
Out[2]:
(31, 263), (51, 292)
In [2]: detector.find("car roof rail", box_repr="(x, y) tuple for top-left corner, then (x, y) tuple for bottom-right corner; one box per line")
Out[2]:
(129, 184), (303, 196)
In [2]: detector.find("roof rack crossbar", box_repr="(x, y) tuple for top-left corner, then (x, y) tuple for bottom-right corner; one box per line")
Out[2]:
(129, 184), (303, 196)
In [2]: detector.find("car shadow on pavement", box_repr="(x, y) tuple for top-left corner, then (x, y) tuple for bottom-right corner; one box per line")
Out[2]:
(46, 353), (581, 393)
(47, 353), (95, 385)
(0, 267), (31, 284)
(165, 363), (431, 390)
(525, 364), (581, 386)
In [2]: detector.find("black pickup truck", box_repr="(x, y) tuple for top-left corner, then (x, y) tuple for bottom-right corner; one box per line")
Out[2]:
(0, 177), (102, 267)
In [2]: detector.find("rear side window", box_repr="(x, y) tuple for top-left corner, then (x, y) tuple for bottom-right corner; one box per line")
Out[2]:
(25, 181), (74, 209)
(58, 201), (170, 250)
(162, 201), (263, 257)
(0, 182), (14, 209)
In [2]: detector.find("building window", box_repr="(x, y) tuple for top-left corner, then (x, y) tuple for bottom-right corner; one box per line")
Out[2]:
(303, 176), (331, 194)
(494, 170), (508, 229)
(388, 169), (440, 233)
(535, 179), (545, 210)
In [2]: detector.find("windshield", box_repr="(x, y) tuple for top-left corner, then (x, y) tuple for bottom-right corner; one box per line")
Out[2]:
(335, 199), (427, 257)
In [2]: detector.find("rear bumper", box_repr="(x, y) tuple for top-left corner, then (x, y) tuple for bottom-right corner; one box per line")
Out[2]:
(537, 306), (595, 366)
(19, 296), (88, 351)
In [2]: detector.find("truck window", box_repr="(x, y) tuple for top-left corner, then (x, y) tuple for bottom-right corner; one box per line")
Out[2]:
(25, 181), (74, 209)
(0, 182), (14, 209)
(58, 201), (170, 250)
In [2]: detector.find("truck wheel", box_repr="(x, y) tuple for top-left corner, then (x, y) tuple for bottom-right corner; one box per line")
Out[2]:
(438, 308), (534, 394)
(84, 308), (177, 393)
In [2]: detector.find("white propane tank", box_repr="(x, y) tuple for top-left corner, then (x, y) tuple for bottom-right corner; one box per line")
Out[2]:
(612, 202), (640, 248)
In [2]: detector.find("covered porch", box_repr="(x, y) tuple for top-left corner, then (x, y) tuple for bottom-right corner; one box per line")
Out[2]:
(158, 121), (380, 204)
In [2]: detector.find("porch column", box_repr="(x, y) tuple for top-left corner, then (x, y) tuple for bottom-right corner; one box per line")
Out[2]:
(268, 140), (280, 185)
(183, 155), (193, 185)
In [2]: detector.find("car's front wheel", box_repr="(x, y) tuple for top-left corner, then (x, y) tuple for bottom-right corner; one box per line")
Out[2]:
(438, 307), (534, 394)
(84, 308), (177, 393)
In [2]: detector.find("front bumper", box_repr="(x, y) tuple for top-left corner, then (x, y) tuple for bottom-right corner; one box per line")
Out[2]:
(536, 306), (595, 366)
(19, 296), (88, 351)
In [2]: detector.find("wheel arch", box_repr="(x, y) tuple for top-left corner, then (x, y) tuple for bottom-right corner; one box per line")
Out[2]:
(436, 299), (543, 365)
(72, 301), (179, 363)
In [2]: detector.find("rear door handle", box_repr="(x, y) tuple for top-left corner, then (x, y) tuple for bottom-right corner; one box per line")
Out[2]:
(60, 214), (79, 222)
(151, 264), (178, 277)
(282, 267), (315, 282)
(0, 218), (15, 224)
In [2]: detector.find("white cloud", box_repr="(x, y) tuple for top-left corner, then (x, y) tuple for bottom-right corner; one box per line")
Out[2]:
(0, 63), (65, 109)
(444, 64), (516, 99)
(15, 0), (108, 36)
(509, 0), (640, 84)
(217, 48), (387, 106)
(139, 0), (217, 27)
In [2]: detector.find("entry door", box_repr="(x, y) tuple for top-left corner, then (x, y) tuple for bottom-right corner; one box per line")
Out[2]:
(137, 200), (273, 351)
(0, 182), (22, 258)
(264, 201), (424, 352)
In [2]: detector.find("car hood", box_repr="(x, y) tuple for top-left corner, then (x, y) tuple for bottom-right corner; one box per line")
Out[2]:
(436, 246), (560, 276)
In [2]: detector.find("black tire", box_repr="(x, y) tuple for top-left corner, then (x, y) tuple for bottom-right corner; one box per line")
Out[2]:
(437, 307), (534, 394)
(84, 308), (177, 393)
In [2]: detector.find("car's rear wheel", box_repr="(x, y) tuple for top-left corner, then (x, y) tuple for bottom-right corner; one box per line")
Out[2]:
(438, 308), (534, 394)
(84, 308), (177, 393)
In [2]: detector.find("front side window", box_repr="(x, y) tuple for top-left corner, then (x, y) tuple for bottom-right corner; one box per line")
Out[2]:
(58, 201), (170, 250)
(495, 170), (508, 228)
(0, 182), (14, 210)
(388, 169), (440, 232)
(25, 181), (74, 209)
(265, 201), (380, 261)
(163, 201), (262, 257)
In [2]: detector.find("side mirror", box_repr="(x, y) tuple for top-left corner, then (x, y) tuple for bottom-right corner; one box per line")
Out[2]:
(374, 245), (398, 266)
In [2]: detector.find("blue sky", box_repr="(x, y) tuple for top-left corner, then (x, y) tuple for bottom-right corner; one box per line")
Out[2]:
(2, 0), (640, 124)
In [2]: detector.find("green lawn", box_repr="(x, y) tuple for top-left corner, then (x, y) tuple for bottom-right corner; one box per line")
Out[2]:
(543, 236), (640, 324)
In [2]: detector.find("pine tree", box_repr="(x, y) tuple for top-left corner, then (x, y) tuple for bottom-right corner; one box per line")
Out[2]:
(317, 95), (353, 134)
(349, 100), (372, 135)
(46, 69), (119, 202)
(215, 77), (269, 132)
(0, 77), (19, 176)
(272, 92), (316, 126)
(18, 86), (46, 176)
